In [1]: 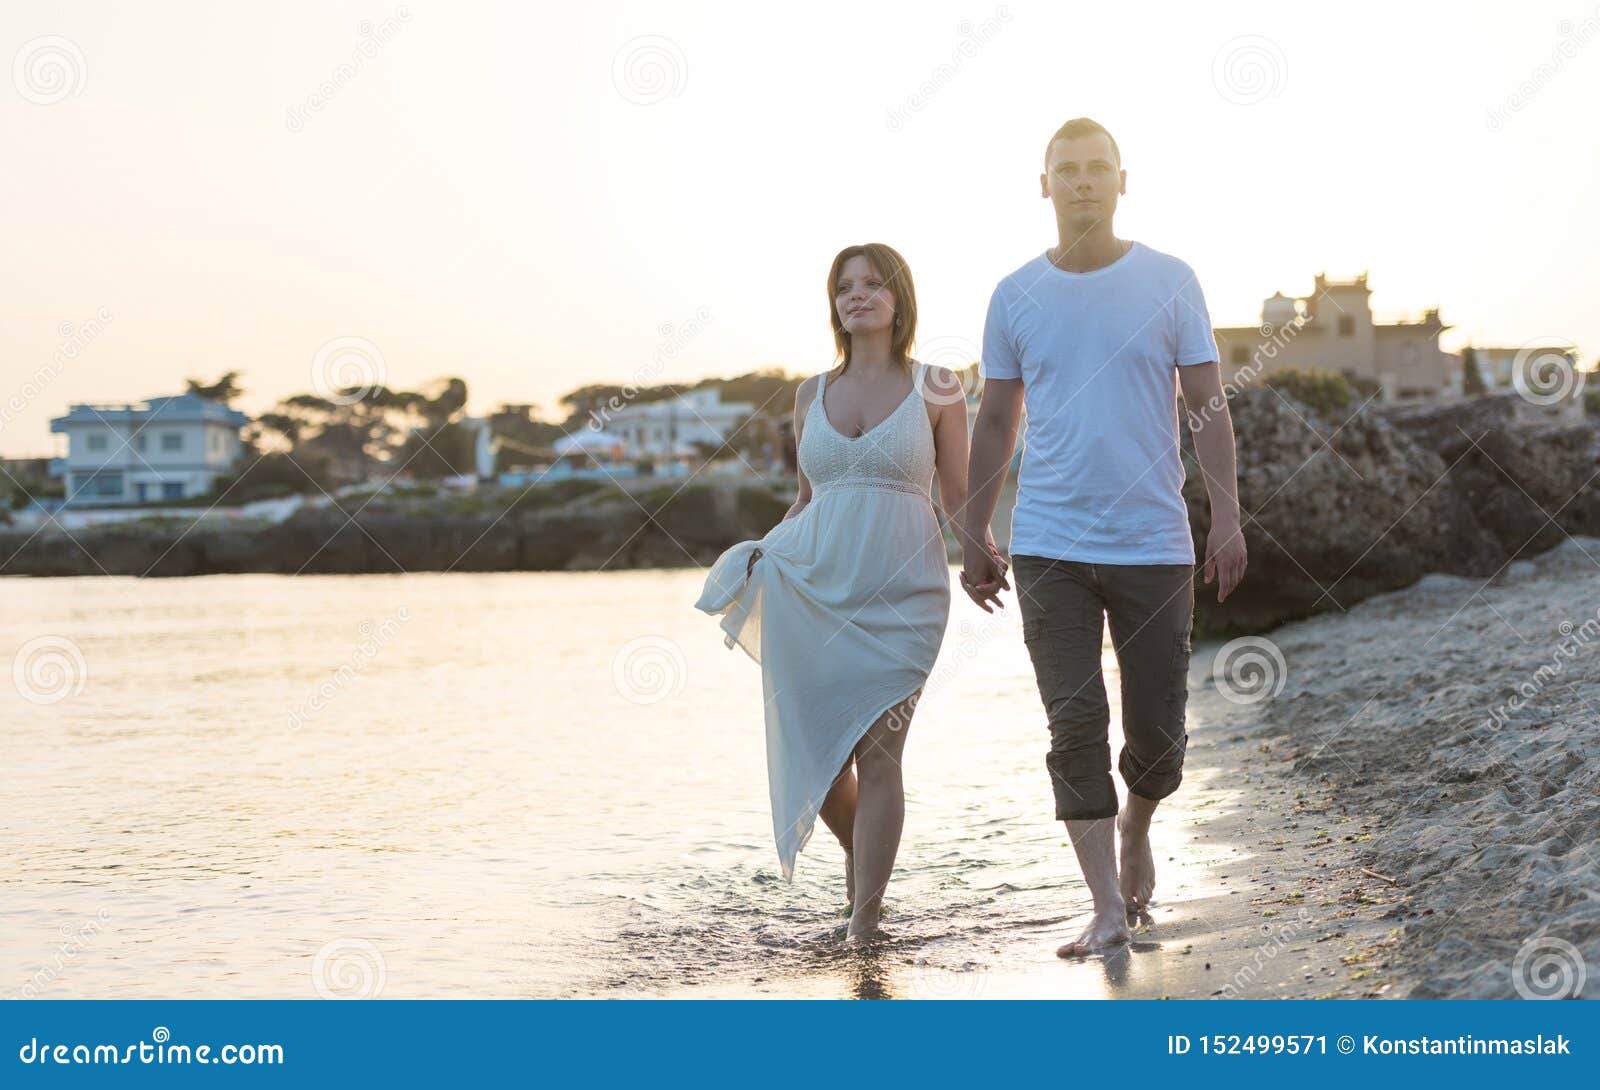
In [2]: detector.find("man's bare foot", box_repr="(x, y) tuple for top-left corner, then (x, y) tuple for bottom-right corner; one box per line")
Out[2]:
(1055, 908), (1132, 957)
(843, 847), (856, 911)
(1117, 810), (1156, 914)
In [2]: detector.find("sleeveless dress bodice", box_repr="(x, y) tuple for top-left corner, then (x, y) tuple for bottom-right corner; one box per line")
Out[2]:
(798, 364), (937, 500)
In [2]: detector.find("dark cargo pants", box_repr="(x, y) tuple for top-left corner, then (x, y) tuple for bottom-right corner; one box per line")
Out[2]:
(1011, 554), (1195, 821)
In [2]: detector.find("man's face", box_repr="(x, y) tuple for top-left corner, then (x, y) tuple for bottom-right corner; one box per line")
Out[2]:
(1040, 133), (1124, 233)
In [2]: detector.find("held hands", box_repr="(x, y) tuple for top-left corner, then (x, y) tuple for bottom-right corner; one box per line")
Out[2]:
(959, 531), (1010, 613)
(1204, 517), (1247, 603)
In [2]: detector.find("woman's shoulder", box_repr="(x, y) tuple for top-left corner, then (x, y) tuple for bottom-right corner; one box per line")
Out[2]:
(794, 373), (822, 414)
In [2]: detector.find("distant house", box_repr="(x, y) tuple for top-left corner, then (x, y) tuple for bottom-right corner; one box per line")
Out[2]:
(50, 393), (250, 505)
(606, 389), (755, 460)
(1213, 272), (1460, 402)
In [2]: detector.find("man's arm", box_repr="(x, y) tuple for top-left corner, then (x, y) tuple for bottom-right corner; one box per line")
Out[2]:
(1176, 362), (1246, 602)
(958, 377), (1023, 611)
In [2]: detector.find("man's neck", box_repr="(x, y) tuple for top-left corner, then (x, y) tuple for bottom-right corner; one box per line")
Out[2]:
(1047, 228), (1129, 274)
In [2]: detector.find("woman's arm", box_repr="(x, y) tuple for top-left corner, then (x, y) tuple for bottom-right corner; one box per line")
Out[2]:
(750, 377), (818, 578)
(927, 367), (1000, 557)
(783, 375), (818, 520)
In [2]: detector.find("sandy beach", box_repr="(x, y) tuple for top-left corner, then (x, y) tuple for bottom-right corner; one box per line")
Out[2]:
(1201, 537), (1600, 999)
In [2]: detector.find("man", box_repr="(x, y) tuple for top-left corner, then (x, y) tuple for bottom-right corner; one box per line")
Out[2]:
(958, 117), (1246, 957)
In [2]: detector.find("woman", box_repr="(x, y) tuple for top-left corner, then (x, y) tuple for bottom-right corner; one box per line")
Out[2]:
(695, 242), (1002, 942)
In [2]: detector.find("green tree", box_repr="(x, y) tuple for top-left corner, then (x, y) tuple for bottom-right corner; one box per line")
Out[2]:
(185, 371), (245, 404)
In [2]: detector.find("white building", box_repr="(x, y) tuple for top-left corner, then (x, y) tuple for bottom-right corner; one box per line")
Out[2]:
(51, 393), (251, 505)
(606, 389), (755, 459)
(1468, 345), (1586, 424)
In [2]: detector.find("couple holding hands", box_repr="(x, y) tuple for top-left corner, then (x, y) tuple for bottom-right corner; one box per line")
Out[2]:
(696, 117), (1246, 956)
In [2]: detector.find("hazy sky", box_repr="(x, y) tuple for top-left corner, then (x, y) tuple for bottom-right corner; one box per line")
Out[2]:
(4, 0), (1598, 455)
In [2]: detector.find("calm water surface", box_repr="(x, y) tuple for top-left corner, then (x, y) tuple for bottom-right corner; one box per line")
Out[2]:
(2, 569), (1224, 999)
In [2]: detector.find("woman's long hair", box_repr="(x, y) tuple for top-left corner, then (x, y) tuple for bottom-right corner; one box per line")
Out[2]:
(826, 243), (917, 377)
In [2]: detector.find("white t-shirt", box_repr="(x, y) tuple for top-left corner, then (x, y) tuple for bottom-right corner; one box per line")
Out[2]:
(980, 242), (1217, 565)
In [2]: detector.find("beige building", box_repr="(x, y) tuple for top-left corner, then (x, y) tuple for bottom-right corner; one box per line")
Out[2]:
(1213, 272), (1460, 403)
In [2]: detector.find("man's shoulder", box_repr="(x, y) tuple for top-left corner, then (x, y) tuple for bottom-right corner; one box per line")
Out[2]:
(1132, 242), (1200, 285)
(991, 252), (1049, 299)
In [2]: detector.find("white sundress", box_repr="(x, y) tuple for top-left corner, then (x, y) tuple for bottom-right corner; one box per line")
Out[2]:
(694, 361), (952, 878)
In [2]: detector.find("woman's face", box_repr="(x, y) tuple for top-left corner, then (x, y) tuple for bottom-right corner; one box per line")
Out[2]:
(834, 255), (897, 337)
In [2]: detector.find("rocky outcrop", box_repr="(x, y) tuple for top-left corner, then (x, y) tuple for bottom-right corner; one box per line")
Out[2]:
(1186, 389), (1600, 634)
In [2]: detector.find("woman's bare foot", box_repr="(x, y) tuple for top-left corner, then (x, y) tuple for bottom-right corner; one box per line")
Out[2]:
(1055, 908), (1132, 958)
(1117, 811), (1156, 914)
(844, 919), (884, 945)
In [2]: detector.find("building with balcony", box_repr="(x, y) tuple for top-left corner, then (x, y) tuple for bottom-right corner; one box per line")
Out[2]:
(50, 393), (251, 505)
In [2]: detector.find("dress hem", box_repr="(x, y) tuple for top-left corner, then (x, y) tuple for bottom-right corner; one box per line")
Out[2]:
(776, 682), (925, 882)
